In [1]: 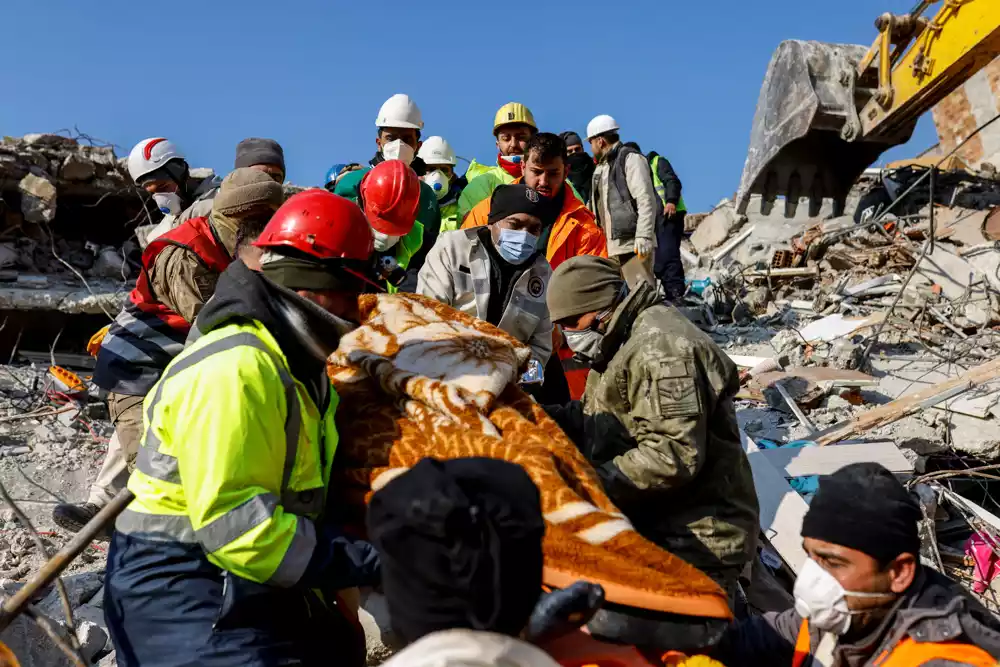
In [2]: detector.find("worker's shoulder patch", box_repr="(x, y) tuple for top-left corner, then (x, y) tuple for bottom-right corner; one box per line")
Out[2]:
(652, 359), (700, 419)
(527, 276), (544, 298)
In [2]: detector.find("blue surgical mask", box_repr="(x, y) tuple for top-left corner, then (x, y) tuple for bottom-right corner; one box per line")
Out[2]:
(495, 228), (537, 264)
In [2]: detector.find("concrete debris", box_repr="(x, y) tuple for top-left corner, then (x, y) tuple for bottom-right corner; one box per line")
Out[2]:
(690, 199), (746, 254)
(18, 170), (57, 224)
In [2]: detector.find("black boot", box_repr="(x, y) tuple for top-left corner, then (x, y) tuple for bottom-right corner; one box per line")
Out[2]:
(52, 503), (112, 539)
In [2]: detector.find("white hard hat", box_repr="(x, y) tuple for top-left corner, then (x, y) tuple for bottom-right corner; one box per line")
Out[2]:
(417, 136), (456, 166)
(127, 137), (185, 183)
(375, 94), (424, 130)
(586, 115), (620, 141)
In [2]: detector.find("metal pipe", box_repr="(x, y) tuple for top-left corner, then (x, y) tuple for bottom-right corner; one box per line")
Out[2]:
(0, 488), (134, 632)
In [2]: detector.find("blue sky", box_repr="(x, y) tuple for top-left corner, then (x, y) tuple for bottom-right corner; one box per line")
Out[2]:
(3, 0), (937, 212)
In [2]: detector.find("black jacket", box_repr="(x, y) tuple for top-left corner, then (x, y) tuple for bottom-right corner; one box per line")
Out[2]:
(647, 151), (683, 206)
(565, 152), (595, 205)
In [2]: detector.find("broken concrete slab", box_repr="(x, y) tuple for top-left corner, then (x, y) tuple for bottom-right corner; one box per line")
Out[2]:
(35, 571), (104, 619)
(799, 312), (887, 344)
(690, 200), (745, 254)
(18, 170), (57, 224)
(0, 613), (74, 667)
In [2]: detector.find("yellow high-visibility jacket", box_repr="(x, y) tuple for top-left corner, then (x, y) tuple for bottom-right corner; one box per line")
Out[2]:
(117, 319), (338, 587)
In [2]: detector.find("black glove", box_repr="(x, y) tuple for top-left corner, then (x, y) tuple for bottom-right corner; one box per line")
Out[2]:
(524, 581), (605, 644)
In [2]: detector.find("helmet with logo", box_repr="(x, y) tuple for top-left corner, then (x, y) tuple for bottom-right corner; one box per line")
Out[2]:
(359, 160), (421, 237)
(375, 94), (424, 130)
(493, 103), (537, 136)
(417, 136), (457, 166)
(127, 138), (186, 184)
(254, 189), (374, 261)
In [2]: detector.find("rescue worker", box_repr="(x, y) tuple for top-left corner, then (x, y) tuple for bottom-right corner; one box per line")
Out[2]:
(560, 131), (594, 204)
(417, 184), (555, 367)
(462, 133), (607, 268)
(586, 116), (660, 272)
(335, 160), (427, 293)
(462, 132), (608, 402)
(714, 463), (1000, 667)
(131, 137), (285, 247)
(52, 169), (284, 534)
(418, 136), (467, 233)
(335, 95), (441, 291)
(127, 137), (221, 248)
(105, 190), (383, 667)
(625, 142), (688, 302)
(542, 256), (759, 600)
(458, 102), (538, 219)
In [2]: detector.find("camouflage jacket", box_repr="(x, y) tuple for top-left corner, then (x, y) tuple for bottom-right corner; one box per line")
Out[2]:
(546, 283), (759, 576)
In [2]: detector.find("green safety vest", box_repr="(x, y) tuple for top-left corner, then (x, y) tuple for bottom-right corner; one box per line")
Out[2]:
(117, 320), (338, 586)
(386, 221), (424, 294)
(650, 155), (686, 212)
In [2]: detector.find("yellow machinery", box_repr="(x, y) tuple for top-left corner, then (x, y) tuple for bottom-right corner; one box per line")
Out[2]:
(737, 0), (1000, 218)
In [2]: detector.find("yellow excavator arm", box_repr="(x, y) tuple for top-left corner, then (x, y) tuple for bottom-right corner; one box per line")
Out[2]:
(737, 0), (1000, 217)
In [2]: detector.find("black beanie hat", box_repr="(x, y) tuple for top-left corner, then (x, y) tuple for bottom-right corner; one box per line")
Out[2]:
(234, 137), (285, 172)
(560, 131), (583, 148)
(367, 457), (545, 645)
(802, 462), (922, 564)
(487, 184), (558, 228)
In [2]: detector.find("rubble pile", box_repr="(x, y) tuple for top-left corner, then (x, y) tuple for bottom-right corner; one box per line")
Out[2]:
(680, 165), (1000, 615)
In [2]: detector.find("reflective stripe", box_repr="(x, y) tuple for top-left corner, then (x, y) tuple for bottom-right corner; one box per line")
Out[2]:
(116, 508), (196, 543)
(195, 493), (279, 552)
(102, 332), (156, 364)
(267, 515), (317, 587)
(115, 309), (185, 356)
(134, 445), (180, 485)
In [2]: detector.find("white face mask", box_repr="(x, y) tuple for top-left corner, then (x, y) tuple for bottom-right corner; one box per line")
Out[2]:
(422, 170), (451, 200)
(793, 558), (893, 635)
(382, 139), (415, 166)
(152, 192), (183, 216)
(564, 328), (604, 362)
(499, 154), (522, 164)
(372, 229), (401, 252)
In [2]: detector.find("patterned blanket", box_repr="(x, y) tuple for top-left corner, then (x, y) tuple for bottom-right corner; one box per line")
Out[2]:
(328, 294), (732, 621)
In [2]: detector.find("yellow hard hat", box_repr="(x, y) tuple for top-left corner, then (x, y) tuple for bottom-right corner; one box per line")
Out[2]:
(493, 102), (537, 135)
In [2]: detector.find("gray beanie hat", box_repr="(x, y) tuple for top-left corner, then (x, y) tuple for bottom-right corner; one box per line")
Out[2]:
(547, 256), (624, 322)
(234, 138), (285, 172)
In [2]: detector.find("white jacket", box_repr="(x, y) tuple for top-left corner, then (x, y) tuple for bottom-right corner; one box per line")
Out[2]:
(417, 229), (553, 365)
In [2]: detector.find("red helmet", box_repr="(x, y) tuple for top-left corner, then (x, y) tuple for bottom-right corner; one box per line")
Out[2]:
(254, 189), (374, 260)
(359, 160), (421, 237)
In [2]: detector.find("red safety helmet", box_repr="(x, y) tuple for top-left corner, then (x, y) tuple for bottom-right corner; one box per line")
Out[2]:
(359, 160), (421, 237)
(255, 189), (374, 260)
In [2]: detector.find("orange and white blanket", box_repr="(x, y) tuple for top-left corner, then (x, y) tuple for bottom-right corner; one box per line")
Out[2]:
(328, 294), (731, 620)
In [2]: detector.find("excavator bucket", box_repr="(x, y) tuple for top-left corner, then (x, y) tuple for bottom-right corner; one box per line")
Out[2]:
(736, 40), (917, 218)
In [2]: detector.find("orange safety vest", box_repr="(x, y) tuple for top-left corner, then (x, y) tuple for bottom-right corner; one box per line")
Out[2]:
(792, 620), (997, 667)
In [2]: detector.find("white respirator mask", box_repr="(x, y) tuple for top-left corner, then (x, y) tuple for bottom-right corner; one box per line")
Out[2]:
(793, 558), (894, 635)
(382, 139), (415, 166)
(422, 170), (451, 200)
(152, 192), (183, 216)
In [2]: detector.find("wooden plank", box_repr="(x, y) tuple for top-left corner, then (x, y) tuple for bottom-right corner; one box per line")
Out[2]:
(755, 442), (913, 477)
(816, 357), (1000, 446)
(742, 432), (809, 574)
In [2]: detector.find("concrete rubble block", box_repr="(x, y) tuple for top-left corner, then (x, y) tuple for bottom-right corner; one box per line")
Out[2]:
(690, 200), (745, 254)
(79, 145), (118, 169)
(0, 613), (74, 667)
(98, 652), (118, 666)
(0, 243), (17, 270)
(18, 170), (58, 224)
(189, 167), (216, 180)
(92, 247), (126, 279)
(35, 572), (104, 619)
(74, 620), (109, 663)
(60, 153), (96, 182)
